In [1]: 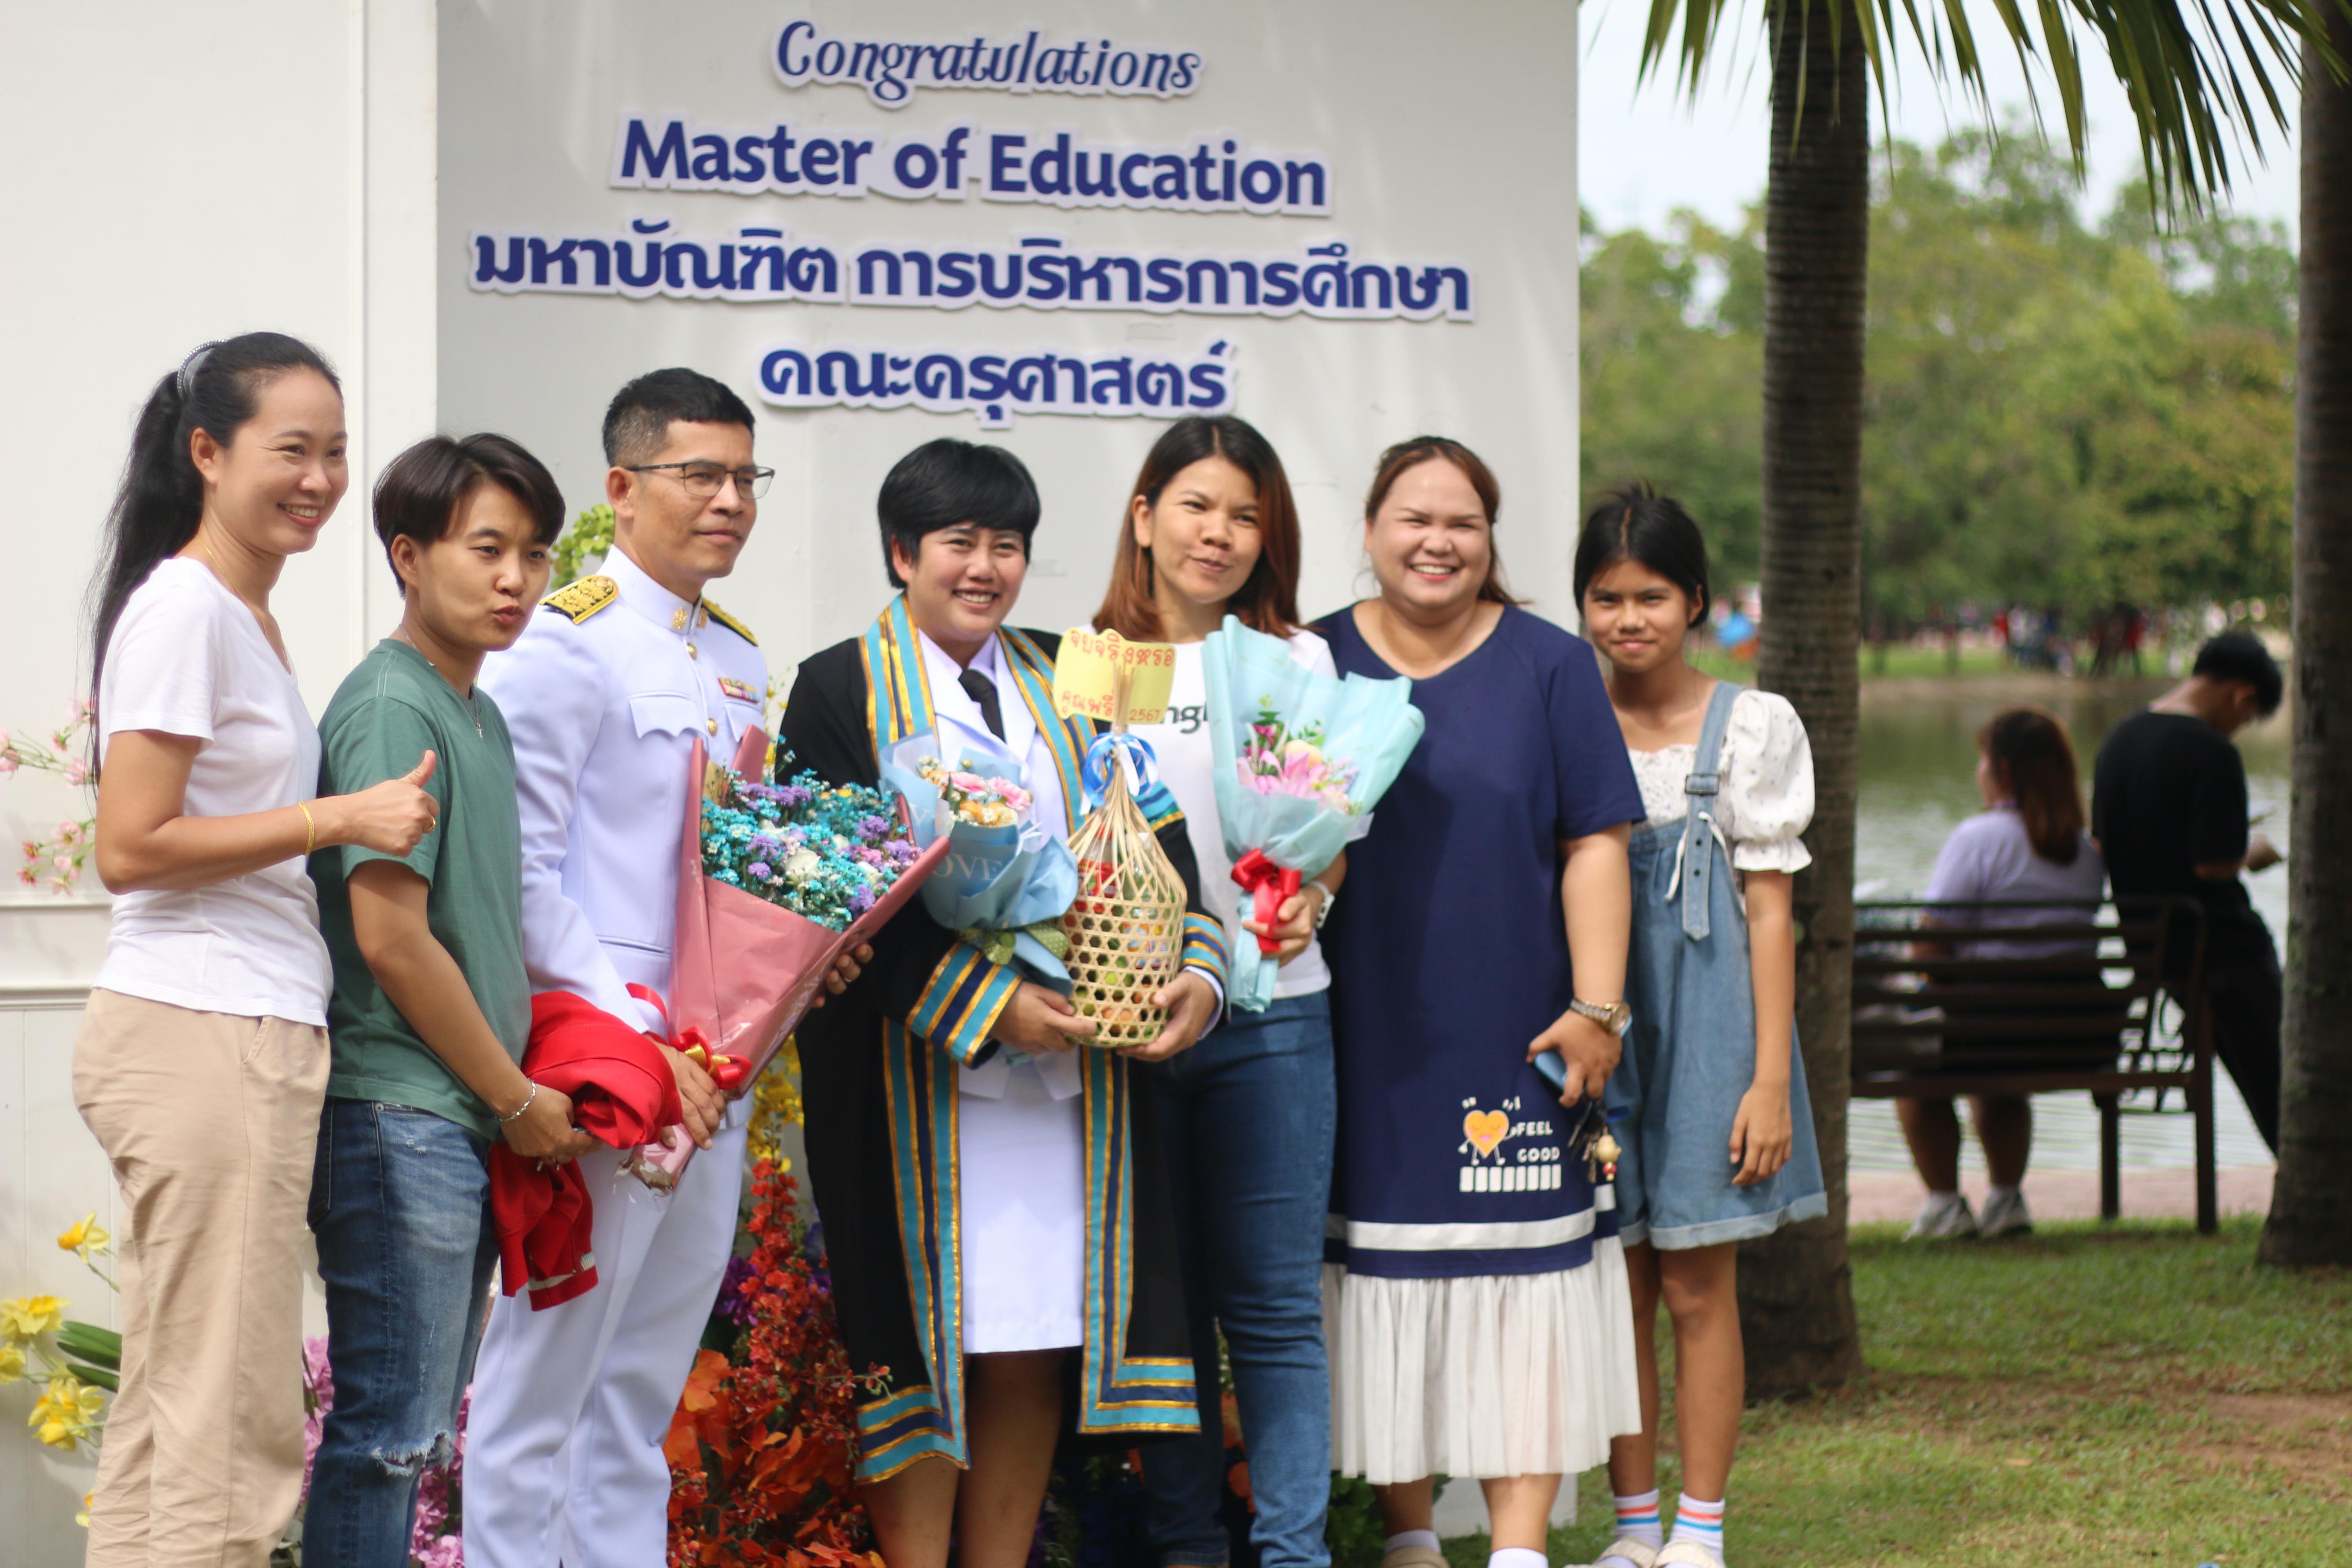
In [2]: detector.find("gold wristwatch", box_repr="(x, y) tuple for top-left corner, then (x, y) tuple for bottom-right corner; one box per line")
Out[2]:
(1568, 998), (1633, 1036)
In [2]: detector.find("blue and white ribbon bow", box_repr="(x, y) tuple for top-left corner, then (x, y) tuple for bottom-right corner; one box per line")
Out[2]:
(1080, 730), (1162, 813)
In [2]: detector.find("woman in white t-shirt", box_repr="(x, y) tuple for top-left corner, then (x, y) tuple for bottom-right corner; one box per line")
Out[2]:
(77, 333), (436, 1567)
(1091, 416), (1341, 1568)
(1902, 706), (2108, 1241)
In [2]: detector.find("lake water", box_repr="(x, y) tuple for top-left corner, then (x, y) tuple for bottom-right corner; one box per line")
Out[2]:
(1849, 677), (2282, 1174)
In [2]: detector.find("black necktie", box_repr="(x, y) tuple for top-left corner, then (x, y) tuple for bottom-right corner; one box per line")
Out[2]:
(959, 667), (1006, 740)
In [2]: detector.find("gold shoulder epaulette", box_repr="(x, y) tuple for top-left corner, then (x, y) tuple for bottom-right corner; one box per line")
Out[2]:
(542, 575), (617, 625)
(703, 599), (758, 646)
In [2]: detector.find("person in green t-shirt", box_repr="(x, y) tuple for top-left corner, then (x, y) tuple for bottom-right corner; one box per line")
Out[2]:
(306, 432), (595, 1568)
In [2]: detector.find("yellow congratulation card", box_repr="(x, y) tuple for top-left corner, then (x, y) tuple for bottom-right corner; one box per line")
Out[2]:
(1054, 627), (1176, 726)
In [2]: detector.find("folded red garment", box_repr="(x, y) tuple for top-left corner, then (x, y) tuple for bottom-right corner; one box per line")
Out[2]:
(490, 990), (683, 1310)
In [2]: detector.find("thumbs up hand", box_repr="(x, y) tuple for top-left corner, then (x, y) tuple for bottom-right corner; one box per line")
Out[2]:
(324, 750), (441, 856)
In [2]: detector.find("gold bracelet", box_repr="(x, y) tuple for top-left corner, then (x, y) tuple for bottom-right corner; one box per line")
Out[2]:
(298, 801), (316, 856)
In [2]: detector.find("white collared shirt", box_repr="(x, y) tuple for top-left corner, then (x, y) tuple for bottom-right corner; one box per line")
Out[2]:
(482, 546), (767, 1038)
(914, 626), (1083, 1101)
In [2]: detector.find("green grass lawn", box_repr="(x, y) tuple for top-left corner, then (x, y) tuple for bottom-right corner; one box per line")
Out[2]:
(1435, 1220), (2350, 1568)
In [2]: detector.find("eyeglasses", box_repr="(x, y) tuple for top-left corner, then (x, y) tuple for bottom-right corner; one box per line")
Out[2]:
(625, 462), (775, 499)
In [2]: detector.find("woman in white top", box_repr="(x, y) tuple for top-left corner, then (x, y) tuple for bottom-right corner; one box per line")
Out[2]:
(77, 334), (436, 1567)
(1094, 417), (1343, 1568)
(1902, 707), (2108, 1240)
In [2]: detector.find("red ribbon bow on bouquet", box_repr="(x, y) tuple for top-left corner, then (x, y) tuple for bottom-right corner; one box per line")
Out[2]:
(628, 983), (748, 1092)
(1230, 849), (1302, 956)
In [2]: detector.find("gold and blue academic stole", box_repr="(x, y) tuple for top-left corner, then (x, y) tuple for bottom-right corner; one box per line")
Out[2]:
(848, 597), (1200, 1462)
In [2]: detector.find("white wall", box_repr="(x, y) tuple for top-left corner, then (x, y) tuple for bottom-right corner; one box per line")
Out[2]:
(0, 3), (437, 1552)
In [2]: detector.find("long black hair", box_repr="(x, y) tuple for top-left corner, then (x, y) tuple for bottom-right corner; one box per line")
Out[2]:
(87, 332), (341, 732)
(1573, 481), (1712, 625)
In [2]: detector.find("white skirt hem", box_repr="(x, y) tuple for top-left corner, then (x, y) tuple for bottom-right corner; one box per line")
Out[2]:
(1324, 1237), (1642, 1484)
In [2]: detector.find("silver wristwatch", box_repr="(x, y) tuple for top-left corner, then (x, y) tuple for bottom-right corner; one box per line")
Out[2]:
(1568, 997), (1633, 1036)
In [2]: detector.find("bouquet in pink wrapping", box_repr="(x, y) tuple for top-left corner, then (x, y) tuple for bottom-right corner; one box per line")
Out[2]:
(631, 727), (949, 1186)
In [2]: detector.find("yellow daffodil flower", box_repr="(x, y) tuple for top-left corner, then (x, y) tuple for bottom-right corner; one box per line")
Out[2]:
(56, 1213), (110, 1260)
(77, 1492), (93, 1529)
(29, 1371), (107, 1451)
(0, 1295), (65, 1341)
(0, 1342), (25, 1384)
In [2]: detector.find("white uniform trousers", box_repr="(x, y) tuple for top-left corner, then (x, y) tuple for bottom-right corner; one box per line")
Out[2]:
(463, 1112), (747, 1568)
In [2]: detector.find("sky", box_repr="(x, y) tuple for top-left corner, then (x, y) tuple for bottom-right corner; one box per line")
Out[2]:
(1577, 0), (2303, 238)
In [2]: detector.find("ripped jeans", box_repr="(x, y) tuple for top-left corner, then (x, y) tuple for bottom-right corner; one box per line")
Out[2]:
(306, 1099), (499, 1568)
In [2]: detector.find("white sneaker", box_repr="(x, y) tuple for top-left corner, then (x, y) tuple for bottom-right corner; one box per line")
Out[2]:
(1908, 1191), (1979, 1239)
(1979, 1186), (2033, 1237)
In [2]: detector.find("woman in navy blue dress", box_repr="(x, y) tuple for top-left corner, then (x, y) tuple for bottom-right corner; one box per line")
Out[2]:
(1315, 438), (1644, 1568)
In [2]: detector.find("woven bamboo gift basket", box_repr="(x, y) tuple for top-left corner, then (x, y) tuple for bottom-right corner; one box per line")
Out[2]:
(1063, 695), (1188, 1048)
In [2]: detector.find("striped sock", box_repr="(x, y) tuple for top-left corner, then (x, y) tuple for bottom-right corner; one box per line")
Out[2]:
(1670, 1494), (1725, 1562)
(1608, 1489), (1664, 1554)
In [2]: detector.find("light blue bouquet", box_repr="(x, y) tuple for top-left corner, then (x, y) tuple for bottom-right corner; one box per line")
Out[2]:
(880, 729), (1078, 994)
(1200, 615), (1424, 1010)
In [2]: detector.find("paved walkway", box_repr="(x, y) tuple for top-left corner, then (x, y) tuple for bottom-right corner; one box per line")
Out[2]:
(1849, 1164), (2275, 1225)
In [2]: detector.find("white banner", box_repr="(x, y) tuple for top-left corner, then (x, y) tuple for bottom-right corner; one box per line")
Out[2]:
(439, 0), (1580, 664)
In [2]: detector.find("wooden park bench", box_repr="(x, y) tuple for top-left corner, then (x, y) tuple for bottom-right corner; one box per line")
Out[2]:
(1848, 897), (2219, 1233)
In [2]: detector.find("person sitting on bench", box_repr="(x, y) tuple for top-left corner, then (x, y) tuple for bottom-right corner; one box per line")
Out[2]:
(2090, 631), (2284, 1154)
(1900, 707), (2106, 1239)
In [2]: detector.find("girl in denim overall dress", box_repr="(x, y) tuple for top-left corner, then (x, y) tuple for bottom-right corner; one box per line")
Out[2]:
(1573, 488), (1827, 1568)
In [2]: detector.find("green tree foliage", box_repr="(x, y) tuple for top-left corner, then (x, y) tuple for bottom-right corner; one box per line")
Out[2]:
(1581, 132), (2296, 626)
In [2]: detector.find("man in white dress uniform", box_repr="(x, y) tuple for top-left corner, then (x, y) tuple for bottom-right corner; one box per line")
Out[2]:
(465, 368), (817, 1568)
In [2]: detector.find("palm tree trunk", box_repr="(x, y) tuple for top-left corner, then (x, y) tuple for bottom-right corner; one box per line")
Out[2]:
(2258, 15), (2352, 1268)
(1736, 0), (1869, 1391)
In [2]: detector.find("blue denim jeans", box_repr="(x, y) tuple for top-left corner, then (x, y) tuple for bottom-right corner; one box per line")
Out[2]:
(1145, 992), (1337, 1568)
(305, 1099), (499, 1568)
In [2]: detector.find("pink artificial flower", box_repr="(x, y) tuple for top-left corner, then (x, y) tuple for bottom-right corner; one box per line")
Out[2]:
(948, 771), (988, 795)
(0, 755), (16, 779)
(300, 1336), (334, 1501)
(63, 759), (89, 786)
(52, 854), (75, 873)
(998, 783), (1032, 814)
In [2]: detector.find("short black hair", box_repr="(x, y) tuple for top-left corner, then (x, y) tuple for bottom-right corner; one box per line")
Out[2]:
(2193, 630), (2285, 716)
(876, 439), (1040, 588)
(1574, 481), (1712, 625)
(602, 368), (757, 466)
(374, 433), (565, 586)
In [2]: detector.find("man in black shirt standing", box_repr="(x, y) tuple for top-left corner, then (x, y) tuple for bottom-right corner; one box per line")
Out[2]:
(2091, 631), (2285, 1151)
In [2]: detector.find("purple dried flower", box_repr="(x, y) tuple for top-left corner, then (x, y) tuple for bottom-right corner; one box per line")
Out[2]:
(717, 1254), (760, 1325)
(848, 885), (877, 916)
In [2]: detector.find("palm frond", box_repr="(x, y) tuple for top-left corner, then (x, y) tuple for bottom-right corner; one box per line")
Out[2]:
(1635, 0), (2346, 209)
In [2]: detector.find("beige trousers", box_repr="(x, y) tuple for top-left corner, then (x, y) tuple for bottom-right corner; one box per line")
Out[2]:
(72, 988), (330, 1568)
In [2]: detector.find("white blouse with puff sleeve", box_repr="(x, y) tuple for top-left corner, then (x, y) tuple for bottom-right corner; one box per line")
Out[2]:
(1625, 687), (1815, 873)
